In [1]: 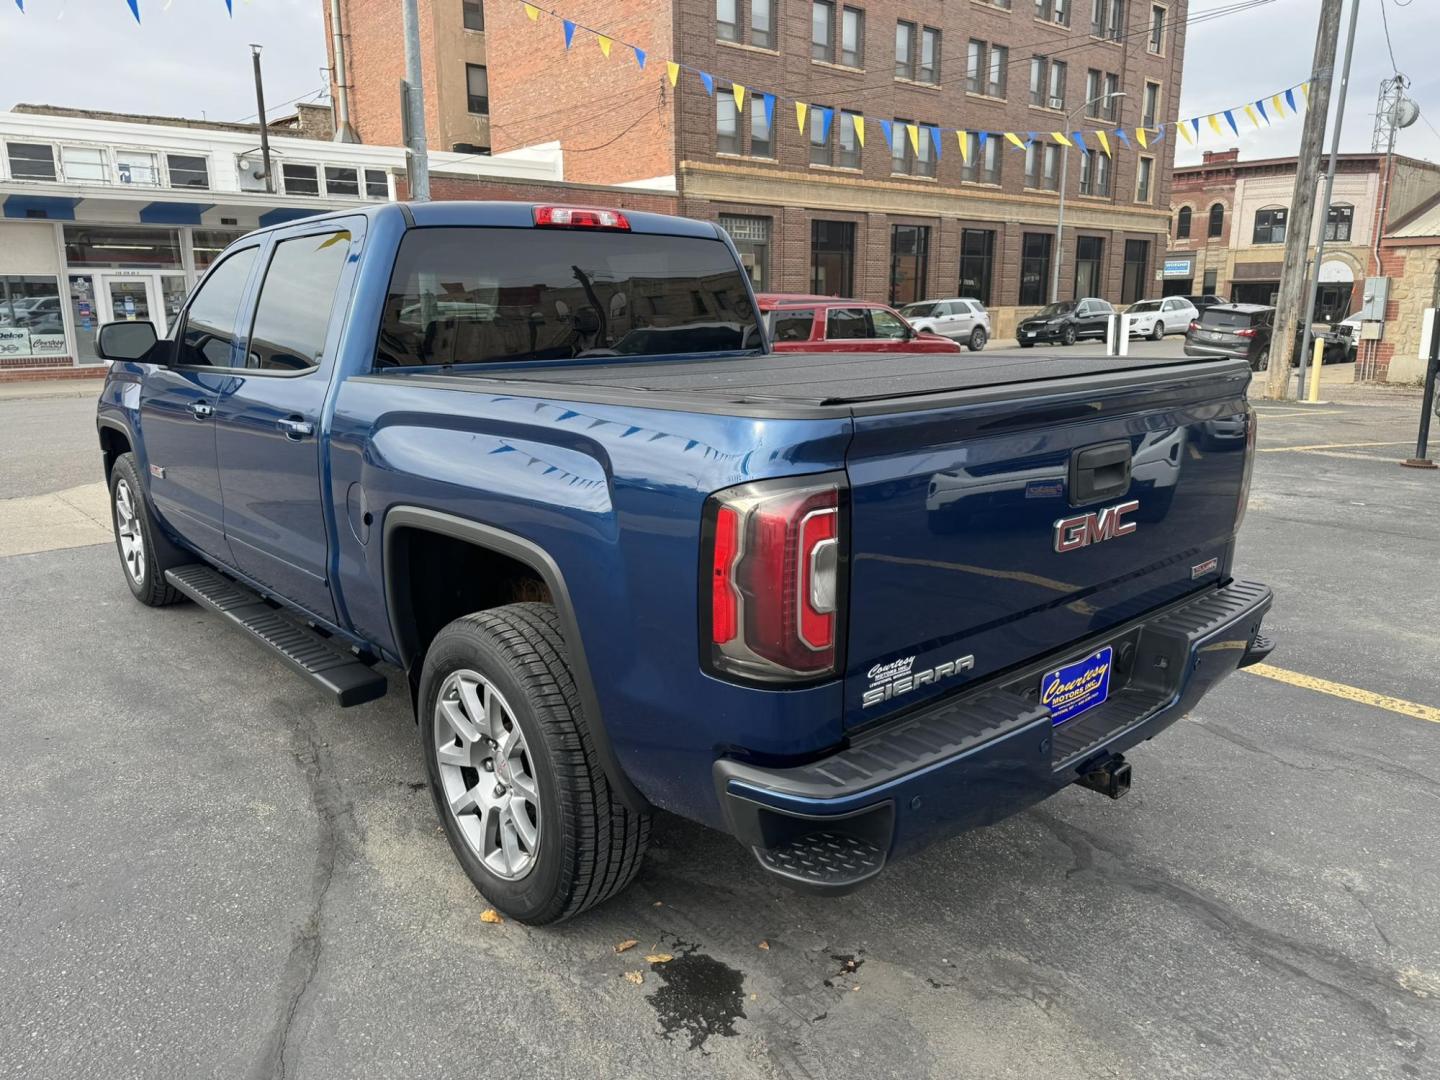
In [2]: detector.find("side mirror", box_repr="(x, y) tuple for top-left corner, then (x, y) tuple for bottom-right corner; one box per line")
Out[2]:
(96, 320), (158, 363)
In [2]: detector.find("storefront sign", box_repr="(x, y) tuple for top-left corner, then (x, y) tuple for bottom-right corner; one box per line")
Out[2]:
(0, 327), (31, 355)
(29, 334), (67, 355)
(1162, 257), (1193, 278)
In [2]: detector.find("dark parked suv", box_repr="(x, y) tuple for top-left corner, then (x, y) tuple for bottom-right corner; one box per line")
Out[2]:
(1016, 298), (1113, 347)
(1182, 294), (1229, 317)
(1184, 303), (1274, 371)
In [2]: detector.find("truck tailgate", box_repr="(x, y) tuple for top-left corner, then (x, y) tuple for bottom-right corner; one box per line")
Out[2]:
(843, 361), (1252, 727)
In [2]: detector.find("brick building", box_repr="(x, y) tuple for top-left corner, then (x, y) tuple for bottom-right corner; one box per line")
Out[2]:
(1365, 195), (1440, 384)
(337, 0), (1189, 335)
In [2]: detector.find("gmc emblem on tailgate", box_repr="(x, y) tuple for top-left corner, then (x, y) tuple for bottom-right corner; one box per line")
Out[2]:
(1053, 499), (1140, 553)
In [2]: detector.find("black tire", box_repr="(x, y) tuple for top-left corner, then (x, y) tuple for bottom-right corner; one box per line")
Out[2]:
(968, 327), (988, 352)
(1150, 321), (1165, 341)
(1019, 340), (1034, 349)
(1061, 325), (1077, 346)
(109, 452), (184, 607)
(419, 603), (650, 924)
(1252, 348), (1270, 373)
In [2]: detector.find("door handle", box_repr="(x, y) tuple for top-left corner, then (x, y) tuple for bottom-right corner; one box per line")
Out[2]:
(189, 401), (214, 420)
(277, 417), (315, 440)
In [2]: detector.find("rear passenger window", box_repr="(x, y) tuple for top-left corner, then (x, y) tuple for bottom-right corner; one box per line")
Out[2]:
(770, 309), (815, 342)
(176, 247), (258, 367)
(869, 309), (908, 339)
(826, 308), (870, 339)
(245, 230), (352, 373)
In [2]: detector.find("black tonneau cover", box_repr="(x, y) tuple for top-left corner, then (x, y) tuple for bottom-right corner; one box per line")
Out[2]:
(428, 350), (1231, 407)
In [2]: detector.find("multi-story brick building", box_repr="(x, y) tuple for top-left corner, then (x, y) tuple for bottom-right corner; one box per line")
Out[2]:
(336, 0), (1189, 335)
(1166, 148), (1440, 325)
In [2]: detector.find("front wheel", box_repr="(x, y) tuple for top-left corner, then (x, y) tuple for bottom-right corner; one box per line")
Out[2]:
(1150, 321), (1165, 341)
(419, 603), (650, 924)
(1061, 326), (1078, 346)
(1019, 339), (1035, 349)
(109, 453), (184, 607)
(1252, 348), (1270, 372)
(968, 327), (988, 352)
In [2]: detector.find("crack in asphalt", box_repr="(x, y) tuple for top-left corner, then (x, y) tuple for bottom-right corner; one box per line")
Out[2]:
(249, 706), (349, 1080)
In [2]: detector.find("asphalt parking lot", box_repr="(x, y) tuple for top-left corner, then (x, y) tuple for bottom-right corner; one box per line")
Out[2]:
(1, 356), (1437, 1080)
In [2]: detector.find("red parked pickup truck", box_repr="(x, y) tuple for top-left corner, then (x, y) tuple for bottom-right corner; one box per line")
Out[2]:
(757, 293), (963, 354)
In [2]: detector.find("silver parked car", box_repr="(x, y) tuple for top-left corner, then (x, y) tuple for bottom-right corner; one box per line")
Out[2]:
(1125, 296), (1199, 340)
(899, 298), (992, 351)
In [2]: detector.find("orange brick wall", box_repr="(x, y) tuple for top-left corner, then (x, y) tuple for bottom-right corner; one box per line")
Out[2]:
(325, 0), (447, 149)
(398, 173), (679, 215)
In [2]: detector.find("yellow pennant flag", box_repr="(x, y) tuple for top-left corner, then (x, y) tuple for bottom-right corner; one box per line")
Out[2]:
(1004, 131), (1026, 149)
(665, 61), (680, 86)
(1207, 114), (1223, 137)
(796, 101), (809, 133)
(523, 2), (539, 20)
(1052, 131), (1073, 147)
(1271, 94), (1285, 117)
(732, 84), (745, 111)
(1096, 130), (1111, 156)
(1300, 82), (1310, 103)
(1244, 104), (1260, 128)
(1178, 122), (1195, 145)
(853, 114), (865, 147)
(957, 130), (970, 163)
(906, 123), (920, 154)
(596, 34), (612, 58)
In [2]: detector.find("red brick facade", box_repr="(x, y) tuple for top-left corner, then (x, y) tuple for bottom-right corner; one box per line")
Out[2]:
(397, 173), (679, 214)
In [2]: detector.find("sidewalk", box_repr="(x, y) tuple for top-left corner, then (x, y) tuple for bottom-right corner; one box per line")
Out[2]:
(0, 378), (106, 402)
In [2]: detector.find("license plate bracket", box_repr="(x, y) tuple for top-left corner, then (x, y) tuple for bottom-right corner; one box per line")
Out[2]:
(1040, 646), (1114, 726)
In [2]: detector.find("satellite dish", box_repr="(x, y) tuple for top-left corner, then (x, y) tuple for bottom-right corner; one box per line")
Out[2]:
(1388, 97), (1420, 130)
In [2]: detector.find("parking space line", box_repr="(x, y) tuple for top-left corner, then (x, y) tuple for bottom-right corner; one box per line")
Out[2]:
(1252, 408), (1345, 418)
(1245, 663), (1440, 724)
(1257, 441), (1411, 454)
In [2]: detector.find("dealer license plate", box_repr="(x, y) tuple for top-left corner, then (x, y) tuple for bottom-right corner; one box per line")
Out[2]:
(1039, 646), (1114, 726)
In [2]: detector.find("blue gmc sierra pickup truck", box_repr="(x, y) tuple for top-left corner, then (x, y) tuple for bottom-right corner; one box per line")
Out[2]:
(95, 201), (1273, 924)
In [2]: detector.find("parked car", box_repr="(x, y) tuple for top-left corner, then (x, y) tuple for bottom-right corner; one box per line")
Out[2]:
(898, 298), (991, 351)
(757, 293), (963, 354)
(1184, 303), (1274, 371)
(94, 201), (1272, 924)
(1016, 298), (1114, 347)
(1316, 314), (1362, 363)
(1125, 297), (1199, 340)
(1182, 294), (1229, 317)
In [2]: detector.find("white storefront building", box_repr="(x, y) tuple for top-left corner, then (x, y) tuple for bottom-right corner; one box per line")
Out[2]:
(0, 104), (562, 375)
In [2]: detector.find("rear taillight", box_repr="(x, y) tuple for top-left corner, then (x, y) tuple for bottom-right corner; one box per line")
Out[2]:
(1236, 405), (1257, 532)
(533, 205), (630, 230)
(702, 474), (844, 683)
(1188, 321), (1200, 333)
(1235, 328), (1257, 339)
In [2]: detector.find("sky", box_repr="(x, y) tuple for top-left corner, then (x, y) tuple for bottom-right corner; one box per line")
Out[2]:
(0, 0), (1435, 164)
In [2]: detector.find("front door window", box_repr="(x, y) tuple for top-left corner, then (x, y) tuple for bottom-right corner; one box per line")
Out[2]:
(107, 280), (152, 327)
(69, 275), (100, 365)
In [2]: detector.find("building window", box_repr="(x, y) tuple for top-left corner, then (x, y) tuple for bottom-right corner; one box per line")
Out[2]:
(1026, 141), (1059, 191)
(167, 153), (209, 189)
(888, 121), (936, 178)
(959, 229), (996, 305)
(1136, 156), (1154, 203)
(750, 97), (773, 158)
(918, 26), (940, 83)
(463, 0), (484, 31)
(812, 1), (835, 61)
(1085, 70), (1120, 120)
(1325, 203), (1354, 242)
(61, 146), (107, 183)
(1024, 141), (1041, 188)
(64, 225), (183, 269)
(890, 118), (909, 174)
(1148, 4), (1166, 53)
(811, 219), (856, 296)
(966, 40), (1007, 97)
(1078, 151), (1110, 196)
(1142, 81), (1160, 128)
(716, 95), (741, 155)
(1019, 233), (1052, 305)
(192, 229), (246, 271)
(751, 0), (773, 49)
(1253, 207), (1287, 244)
(841, 6), (864, 66)
(1209, 202), (1225, 237)
(1074, 235), (1105, 297)
(5, 142), (56, 182)
(1122, 239), (1149, 303)
(895, 21), (914, 79)
(810, 104), (833, 165)
(720, 214), (771, 290)
(282, 163), (320, 196)
(324, 166), (360, 196)
(1030, 57), (1066, 108)
(1091, 0), (1125, 40)
(113, 151), (158, 186)
(723, 0), (774, 47)
(837, 110), (862, 168)
(466, 64), (489, 114)
(1036, 0), (1070, 24)
(960, 133), (1002, 185)
(718, 0), (739, 41)
(890, 224), (930, 306)
(717, 94), (772, 158)
(1176, 206), (1192, 239)
(1203, 268), (1218, 293)
(0, 276), (65, 359)
(364, 169), (389, 198)
(1043, 144), (1060, 191)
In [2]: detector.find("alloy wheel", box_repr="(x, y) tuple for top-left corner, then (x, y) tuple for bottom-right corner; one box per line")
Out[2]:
(114, 478), (145, 585)
(433, 669), (542, 880)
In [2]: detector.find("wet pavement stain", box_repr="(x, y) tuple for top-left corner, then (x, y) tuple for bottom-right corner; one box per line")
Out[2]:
(646, 943), (747, 1052)
(823, 951), (864, 988)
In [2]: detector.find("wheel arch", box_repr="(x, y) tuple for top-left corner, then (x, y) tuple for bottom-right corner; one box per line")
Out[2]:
(382, 506), (646, 812)
(97, 416), (133, 481)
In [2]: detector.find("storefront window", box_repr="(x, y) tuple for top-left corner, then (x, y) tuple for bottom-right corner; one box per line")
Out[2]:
(810, 220), (855, 296)
(193, 229), (248, 272)
(0, 277), (67, 363)
(64, 225), (182, 269)
(719, 214), (770, 291)
(889, 224), (930, 307)
(68, 275), (100, 366)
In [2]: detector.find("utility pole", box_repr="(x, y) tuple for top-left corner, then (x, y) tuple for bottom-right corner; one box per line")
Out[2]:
(1297, 0), (1360, 400)
(250, 44), (274, 193)
(1265, 0), (1341, 400)
(402, 0), (430, 201)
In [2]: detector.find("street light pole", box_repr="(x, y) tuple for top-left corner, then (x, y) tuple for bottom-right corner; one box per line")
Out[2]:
(1052, 91), (1126, 304)
(402, 0), (430, 201)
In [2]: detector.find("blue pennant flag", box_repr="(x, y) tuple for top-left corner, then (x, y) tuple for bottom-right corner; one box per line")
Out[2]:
(1071, 131), (1089, 154)
(225, 0), (232, 13)
(818, 106), (833, 142)
(127, 0), (140, 22)
(1223, 110), (1238, 136)
(763, 93), (775, 130)
(1153, 125), (1166, 142)
(930, 126), (943, 158)
(1027, 131), (1038, 147)
(880, 119), (894, 146)
(633, 46), (646, 69)
(1190, 117), (1201, 139)
(1285, 88), (1297, 113)
(699, 71), (714, 96)
(1256, 98), (1269, 124)
(977, 130), (989, 152)
(15, 0), (23, 11)
(563, 19), (576, 47)
(1114, 129), (1131, 149)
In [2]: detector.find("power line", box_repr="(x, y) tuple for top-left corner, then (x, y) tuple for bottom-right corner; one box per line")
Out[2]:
(1377, 0), (1402, 76)
(234, 84), (329, 125)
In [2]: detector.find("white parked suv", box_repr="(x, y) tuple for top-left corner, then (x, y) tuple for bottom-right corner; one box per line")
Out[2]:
(899, 298), (992, 351)
(1125, 296), (1199, 340)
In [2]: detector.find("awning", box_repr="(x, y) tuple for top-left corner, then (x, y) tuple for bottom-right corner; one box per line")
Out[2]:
(3, 194), (81, 220)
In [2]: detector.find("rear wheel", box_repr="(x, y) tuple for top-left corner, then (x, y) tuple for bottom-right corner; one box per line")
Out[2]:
(1150, 321), (1165, 341)
(1252, 347), (1270, 372)
(419, 603), (650, 924)
(1019, 339), (1034, 349)
(109, 453), (183, 607)
(968, 327), (988, 352)
(1061, 326), (1077, 346)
